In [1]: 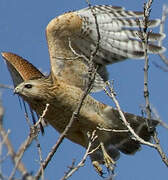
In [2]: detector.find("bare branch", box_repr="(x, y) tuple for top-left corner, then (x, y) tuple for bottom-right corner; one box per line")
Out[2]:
(104, 82), (157, 148)
(8, 129), (37, 180)
(34, 104), (49, 128)
(8, 103), (49, 179)
(97, 126), (129, 133)
(142, 0), (152, 129)
(151, 106), (168, 130)
(0, 84), (13, 89)
(153, 132), (168, 166)
(35, 138), (44, 180)
(0, 99), (28, 177)
(61, 130), (98, 180)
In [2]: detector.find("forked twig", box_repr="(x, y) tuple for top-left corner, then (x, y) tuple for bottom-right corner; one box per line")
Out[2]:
(104, 82), (157, 148)
(61, 130), (98, 180)
(8, 103), (49, 180)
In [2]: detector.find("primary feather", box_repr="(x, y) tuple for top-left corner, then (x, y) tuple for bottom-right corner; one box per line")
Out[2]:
(46, 5), (165, 92)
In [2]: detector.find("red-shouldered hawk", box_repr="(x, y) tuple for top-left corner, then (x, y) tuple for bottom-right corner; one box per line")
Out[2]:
(1, 5), (165, 176)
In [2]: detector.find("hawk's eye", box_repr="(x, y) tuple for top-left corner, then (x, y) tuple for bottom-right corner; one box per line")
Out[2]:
(24, 84), (33, 89)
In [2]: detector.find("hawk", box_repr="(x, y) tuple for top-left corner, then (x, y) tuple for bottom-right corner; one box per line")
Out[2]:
(1, 5), (165, 176)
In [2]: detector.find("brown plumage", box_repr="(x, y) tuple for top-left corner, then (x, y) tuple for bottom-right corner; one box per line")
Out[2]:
(1, 5), (165, 175)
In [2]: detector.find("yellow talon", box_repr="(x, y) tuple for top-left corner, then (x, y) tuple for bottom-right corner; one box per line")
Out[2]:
(100, 142), (115, 171)
(92, 161), (103, 176)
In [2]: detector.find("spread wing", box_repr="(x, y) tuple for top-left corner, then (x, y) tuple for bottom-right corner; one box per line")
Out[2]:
(1, 52), (44, 87)
(46, 5), (165, 92)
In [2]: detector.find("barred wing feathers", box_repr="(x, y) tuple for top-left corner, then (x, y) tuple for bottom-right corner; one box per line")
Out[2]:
(75, 5), (165, 64)
(46, 5), (165, 92)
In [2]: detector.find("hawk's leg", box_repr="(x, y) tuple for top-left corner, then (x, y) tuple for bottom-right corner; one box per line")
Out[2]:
(100, 142), (116, 172)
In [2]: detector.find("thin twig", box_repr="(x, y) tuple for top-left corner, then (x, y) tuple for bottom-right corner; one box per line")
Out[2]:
(34, 104), (49, 128)
(0, 84), (13, 89)
(68, 38), (90, 63)
(61, 130), (98, 180)
(159, 54), (168, 66)
(153, 132), (168, 167)
(142, 0), (152, 129)
(31, 104), (50, 180)
(151, 106), (168, 130)
(8, 129), (37, 180)
(152, 61), (168, 72)
(104, 82), (157, 148)
(8, 103), (50, 179)
(97, 126), (129, 133)
(86, 0), (101, 57)
(35, 137), (44, 180)
(0, 99), (28, 176)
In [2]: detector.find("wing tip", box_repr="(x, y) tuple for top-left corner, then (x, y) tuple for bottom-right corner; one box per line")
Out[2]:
(149, 45), (166, 54)
(149, 19), (161, 27)
(1, 51), (13, 60)
(159, 33), (166, 40)
(1, 51), (44, 81)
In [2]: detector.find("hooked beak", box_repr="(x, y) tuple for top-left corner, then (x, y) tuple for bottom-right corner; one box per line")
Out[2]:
(13, 86), (20, 95)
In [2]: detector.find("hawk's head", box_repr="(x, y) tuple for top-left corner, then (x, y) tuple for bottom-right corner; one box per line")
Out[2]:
(14, 78), (53, 102)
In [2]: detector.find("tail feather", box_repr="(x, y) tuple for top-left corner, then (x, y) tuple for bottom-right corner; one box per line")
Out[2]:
(101, 106), (158, 154)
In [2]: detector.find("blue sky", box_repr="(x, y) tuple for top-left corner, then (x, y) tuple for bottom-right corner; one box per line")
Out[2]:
(0, 0), (168, 179)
